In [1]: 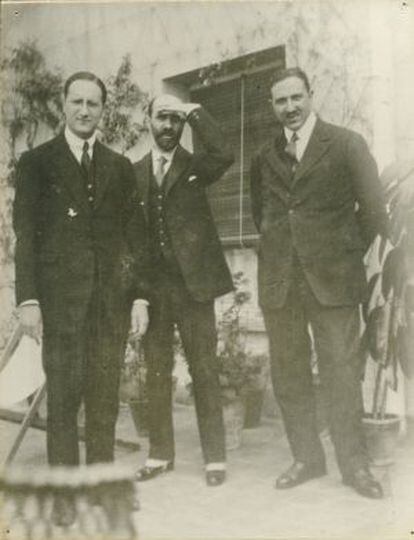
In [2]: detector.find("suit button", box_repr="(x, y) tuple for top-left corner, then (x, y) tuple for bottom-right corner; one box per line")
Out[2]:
(157, 206), (162, 210)
(87, 184), (93, 190)
(288, 209), (294, 215)
(88, 196), (94, 202)
(160, 242), (165, 247)
(158, 195), (163, 200)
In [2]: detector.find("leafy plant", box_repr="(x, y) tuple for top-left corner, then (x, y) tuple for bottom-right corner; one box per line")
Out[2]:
(363, 160), (414, 419)
(119, 337), (147, 403)
(1, 40), (63, 169)
(100, 54), (148, 155)
(217, 271), (268, 403)
(0, 41), (63, 312)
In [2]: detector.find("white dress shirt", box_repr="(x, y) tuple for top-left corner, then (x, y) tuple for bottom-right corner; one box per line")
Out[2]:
(151, 146), (177, 177)
(284, 111), (317, 162)
(64, 126), (96, 163)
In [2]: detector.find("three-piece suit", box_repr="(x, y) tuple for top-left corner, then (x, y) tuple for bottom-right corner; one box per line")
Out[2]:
(133, 107), (234, 465)
(14, 132), (148, 466)
(250, 118), (388, 477)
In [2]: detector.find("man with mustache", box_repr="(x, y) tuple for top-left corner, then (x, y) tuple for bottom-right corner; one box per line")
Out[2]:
(250, 67), (388, 498)
(133, 94), (234, 486)
(13, 71), (149, 525)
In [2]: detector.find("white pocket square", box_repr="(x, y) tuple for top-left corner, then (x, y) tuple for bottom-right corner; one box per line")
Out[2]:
(188, 175), (198, 182)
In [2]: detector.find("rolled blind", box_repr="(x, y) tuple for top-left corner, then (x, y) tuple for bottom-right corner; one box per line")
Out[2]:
(190, 63), (284, 245)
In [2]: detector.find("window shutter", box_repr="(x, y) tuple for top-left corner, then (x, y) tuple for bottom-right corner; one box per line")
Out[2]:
(163, 46), (285, 245)
(191, 65), (282, 245)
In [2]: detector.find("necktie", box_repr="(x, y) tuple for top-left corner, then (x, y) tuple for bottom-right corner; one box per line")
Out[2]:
(284, 131), (299, 163)
(155, 155), (167, 187)
(81, 141), (91, 177)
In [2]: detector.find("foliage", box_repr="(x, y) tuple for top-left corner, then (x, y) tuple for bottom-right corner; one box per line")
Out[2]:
(0, 41), (63, 275)
(362, 160), (414, 419)
(100, 54), (148, 155)
(119, 337), (147, 403)
(217, 271), (268, 403)
(1, 40), (63, 169)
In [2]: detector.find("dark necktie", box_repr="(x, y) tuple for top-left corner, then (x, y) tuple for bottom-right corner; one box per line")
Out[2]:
(285, 131), (299, 163)
(155, 155), (167, 187)
(81, 141), (91, 177)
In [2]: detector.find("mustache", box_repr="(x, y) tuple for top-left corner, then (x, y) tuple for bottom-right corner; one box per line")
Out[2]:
(160, 130), (175, 137)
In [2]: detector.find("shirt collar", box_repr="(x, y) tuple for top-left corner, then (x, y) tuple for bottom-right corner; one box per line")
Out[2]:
(64, 126), (97, 151)
(284, 111), (317, 143)
(151, 144), (177, 164)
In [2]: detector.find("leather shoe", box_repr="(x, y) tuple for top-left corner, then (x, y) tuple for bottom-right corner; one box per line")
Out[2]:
(343, 468), (383, 499)
(275, 461), (327, 489)
(51, 496), (76, 527)
(135, 462), (174, 482)
(206, 470), (226, 486)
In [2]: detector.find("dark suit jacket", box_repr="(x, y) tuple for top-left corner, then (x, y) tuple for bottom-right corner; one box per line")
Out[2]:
(13, 132), (148, 331)
(133, 107), (234, 302)
(250, 118), (388, 309)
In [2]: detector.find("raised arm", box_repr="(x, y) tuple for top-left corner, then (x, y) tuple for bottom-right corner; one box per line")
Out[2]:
(187, 106), (234, 184)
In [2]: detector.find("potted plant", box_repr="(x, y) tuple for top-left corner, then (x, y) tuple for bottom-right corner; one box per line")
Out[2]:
(362, 159), (414, 465)
(119, 337), (149, 438)
(217, 272), (269, 448)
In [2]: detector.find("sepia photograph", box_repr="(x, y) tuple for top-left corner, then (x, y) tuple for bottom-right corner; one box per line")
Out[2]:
(0, 0), (414, 538)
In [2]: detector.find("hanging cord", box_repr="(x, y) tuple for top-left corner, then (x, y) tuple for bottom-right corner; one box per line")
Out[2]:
(238, 74), (246, 249)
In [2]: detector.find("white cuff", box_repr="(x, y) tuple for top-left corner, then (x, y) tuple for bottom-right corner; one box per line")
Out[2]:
(133, 299), (149, 307)
(205, 462), (226, 472)
(19, 299), (40, 307)
(183, 103), (201, 116)
(145, 458), (169, 467)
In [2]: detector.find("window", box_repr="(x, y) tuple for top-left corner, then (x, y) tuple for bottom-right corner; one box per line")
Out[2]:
(165, 45), (285, 246)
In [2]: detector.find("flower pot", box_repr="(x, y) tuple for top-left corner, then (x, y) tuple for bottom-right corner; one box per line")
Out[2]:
(119, 380), (139, 403)
(129, 399), (149, 438)
(362, 413), (401, 466)
(243, 389), (265, 429)
(223, 398), (245, 450)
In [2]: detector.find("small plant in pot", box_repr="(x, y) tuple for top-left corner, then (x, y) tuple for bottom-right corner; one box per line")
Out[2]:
(362, 160), (414, 465)
(217, 272), (269, 447)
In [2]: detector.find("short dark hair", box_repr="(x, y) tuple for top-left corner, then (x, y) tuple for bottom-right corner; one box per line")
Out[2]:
(63, 71), (107, 104)
(271, 67), (311, 93)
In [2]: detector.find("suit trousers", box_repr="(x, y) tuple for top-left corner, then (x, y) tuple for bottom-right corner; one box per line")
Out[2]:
(145, 269), (226, 464)
(262, 262), (368, 478)
(43, 287), (128, 466)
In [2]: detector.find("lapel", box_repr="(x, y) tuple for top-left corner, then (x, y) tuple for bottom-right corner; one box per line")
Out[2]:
(49, 133), (91, 214)
(263, 129), (292, 190)
(292, 119), (331, 187)
(135, 153), (152, 222)
(163, 145), (191, 197)
(92, 140), (112, 210)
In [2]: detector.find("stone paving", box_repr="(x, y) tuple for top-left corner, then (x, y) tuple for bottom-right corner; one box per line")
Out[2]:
(1, 401), (413, 540)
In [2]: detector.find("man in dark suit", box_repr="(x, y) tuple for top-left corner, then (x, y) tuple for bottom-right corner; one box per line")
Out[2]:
(133, 94), (234, 486)
(250, 67), (388, 499)
(13, 71), (149, 524)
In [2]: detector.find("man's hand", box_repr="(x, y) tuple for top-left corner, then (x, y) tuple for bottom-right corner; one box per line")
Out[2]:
(175, 102), (200, 118)
(18, 304), (42, 343)
(153, 95), (200, 121)
(130, 302), (149, 339)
